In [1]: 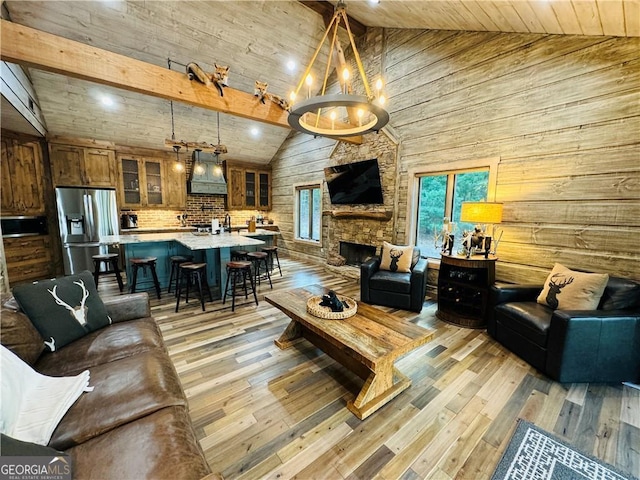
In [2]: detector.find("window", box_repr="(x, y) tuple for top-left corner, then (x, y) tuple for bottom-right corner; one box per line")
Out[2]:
(415, 169), (490, 259)
(295, 184), (321, 242)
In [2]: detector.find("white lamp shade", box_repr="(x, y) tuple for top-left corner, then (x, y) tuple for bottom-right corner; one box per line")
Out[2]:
(460, 202), (503, 224)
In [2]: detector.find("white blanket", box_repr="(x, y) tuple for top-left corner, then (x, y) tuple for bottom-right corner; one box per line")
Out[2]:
(1, 345), (93, 445)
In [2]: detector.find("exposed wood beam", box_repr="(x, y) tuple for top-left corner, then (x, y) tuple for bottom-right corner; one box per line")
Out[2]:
(300, 1), (367, 37)
(0, 20), (362, 145)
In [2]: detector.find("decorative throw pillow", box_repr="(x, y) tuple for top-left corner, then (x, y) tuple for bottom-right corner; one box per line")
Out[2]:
(0, 345), (92, 446)
(12, 271), (112, 352)
(379, 242), (414, 273)
(537, 263), (609, 310)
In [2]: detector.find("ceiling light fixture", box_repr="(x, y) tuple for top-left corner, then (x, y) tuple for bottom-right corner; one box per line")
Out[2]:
(288, 0), (388, 138)
(212, 112), (227, 176)
(172, 145), (184, 173)
(193, 148), (206, 176)
(100, 94), (114, 107)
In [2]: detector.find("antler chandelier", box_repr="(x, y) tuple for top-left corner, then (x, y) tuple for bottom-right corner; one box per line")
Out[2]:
(288, 1), (389, 138)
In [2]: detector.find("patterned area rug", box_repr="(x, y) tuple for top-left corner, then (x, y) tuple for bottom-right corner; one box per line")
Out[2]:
(491, 419), (637, 480)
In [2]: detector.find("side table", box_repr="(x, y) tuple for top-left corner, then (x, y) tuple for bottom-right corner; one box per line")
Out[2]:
(436, 254), (497, 328)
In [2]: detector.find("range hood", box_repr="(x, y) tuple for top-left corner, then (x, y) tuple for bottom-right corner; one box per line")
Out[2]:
(187, 151), (227, 195)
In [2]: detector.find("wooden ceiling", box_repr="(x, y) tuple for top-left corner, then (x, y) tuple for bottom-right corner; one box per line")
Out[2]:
(341, 1), (639, 37)
(3, 1), (637, 165)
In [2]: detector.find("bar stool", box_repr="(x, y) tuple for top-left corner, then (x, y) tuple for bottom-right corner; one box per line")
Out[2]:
(261, 246), (282, 277)
(175, 263), (212, 312)
(246, 251), (272, 289)
(167, 255), (194, 294)
(222, 261), (258, 312)
(231, 250), (248, 261)
(129, 257), (161, 299)
(92, 253), (124, 292)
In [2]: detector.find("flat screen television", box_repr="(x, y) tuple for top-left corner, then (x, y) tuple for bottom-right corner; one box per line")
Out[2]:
(324, 158), (384, 205)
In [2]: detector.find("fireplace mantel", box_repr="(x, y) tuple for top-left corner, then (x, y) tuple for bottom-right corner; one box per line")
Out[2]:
(323, 210), (393, 221)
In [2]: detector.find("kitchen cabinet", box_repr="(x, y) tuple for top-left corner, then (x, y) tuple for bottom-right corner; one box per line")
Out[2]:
(436, 254), (496, 329)
(118, 155), (185, 209)
(163, 162), (187, 208)
(225, 161), (271, 211)
(1, 132), (45, 216)
(3, 235), (53, 285)
(258, 172), (271, 210)
(49, 143), (117, 187)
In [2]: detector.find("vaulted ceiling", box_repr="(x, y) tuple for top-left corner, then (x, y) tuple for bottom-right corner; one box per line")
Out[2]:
(3, 1), (638, 165)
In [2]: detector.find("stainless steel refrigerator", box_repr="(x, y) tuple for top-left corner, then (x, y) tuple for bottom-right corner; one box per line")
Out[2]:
(55, 187), (120, 275)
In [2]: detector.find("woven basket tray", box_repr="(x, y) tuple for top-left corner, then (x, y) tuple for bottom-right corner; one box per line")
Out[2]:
(306, 295), (357, 320)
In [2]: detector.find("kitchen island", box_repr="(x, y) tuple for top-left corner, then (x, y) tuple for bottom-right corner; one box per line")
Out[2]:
(100, 229), (279, 299)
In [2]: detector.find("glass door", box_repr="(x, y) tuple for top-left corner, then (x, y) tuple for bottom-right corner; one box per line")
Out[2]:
(245, 171), (256, 208)
(121, 158), (141, 205)
(144, 160), (163, 206)
(258, 172), (270, 209)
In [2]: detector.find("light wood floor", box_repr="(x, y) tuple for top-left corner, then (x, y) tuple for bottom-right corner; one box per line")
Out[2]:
(99, 257), (640, 480)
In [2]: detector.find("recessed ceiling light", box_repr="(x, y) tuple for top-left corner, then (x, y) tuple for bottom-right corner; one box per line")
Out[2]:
(286, 59), (296, 72)
(250, 127), (260, 137)
(100, 95), (114, 107)
(369, 0), (380, 4)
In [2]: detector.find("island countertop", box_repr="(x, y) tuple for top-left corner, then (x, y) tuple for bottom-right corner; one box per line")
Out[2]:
(100, 229), (278, 250)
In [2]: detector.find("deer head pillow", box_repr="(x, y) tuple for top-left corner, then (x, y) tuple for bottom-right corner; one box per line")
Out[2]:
(536, 263), (609, 310)
(379, 242), (414, 273)
(12, 271), (112, 352)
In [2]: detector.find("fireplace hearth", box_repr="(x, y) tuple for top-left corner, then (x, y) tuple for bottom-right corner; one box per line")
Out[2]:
(340, 241), (377, 266)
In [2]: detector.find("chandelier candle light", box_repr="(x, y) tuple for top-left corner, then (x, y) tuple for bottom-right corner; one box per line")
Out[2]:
(287, 1), (389, 138)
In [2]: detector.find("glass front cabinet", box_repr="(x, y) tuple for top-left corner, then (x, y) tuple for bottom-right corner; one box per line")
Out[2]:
(118, 155), (165, 208)
(224, 161), (271, 211)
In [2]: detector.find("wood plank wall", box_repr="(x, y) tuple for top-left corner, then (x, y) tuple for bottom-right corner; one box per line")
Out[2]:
(271, 29), (640, 284)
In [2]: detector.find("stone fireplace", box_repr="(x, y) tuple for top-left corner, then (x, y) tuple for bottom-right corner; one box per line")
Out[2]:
(324, 130), (399, 272)
(340, 241), (377, 266)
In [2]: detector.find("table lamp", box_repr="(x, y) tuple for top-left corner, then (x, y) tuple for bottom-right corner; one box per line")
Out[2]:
(460, 202), (503, 257)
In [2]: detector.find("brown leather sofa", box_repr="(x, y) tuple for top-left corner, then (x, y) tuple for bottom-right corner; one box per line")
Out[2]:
(1, 292), (214, 480)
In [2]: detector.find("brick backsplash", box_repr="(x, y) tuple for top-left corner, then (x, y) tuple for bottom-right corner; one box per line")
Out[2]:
(127, 196), (273, 228)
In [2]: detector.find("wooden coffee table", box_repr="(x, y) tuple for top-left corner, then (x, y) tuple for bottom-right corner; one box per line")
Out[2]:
(265, 285), (434, 420)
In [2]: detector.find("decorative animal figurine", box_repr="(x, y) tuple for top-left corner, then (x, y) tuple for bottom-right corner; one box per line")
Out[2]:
(461, 227), (485, 250)
(269, 93), (291, 111)
(254, 81), (268, 104)
(186, 62), (230, 96)
(319, 290), (345, 312)
(253, 80), (290, 110)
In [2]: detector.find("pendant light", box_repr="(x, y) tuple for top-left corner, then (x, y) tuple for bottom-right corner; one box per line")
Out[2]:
(193, 148), (205, 175)
(172, 144), (183, 173)
(168, 91), (184, 172)
(212, 112), (226, 176)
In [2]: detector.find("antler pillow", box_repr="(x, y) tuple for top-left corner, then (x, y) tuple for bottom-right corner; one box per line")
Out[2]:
(12, 271), (112, 352)
(379, 242), (414, 273)
(536, 263), (609, 310)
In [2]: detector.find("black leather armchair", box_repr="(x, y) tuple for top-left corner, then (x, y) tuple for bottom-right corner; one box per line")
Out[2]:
(360, 247), (428, 312)
(487, 276), (640, 383)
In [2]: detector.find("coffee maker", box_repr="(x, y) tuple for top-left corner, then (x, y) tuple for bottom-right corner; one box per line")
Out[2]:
(120, 213), (138, 229)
